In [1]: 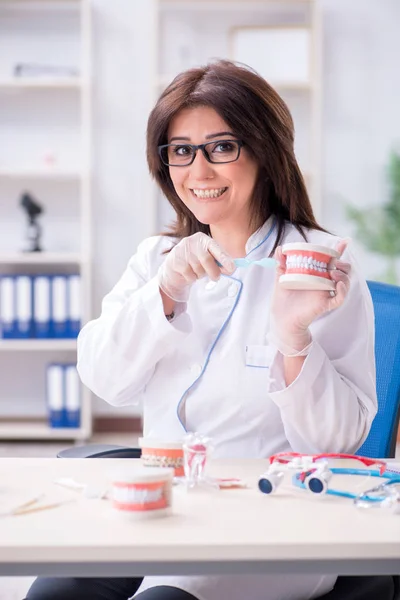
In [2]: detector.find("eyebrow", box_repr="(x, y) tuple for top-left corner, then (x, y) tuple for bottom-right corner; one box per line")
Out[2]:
(169, 131), (235, 143)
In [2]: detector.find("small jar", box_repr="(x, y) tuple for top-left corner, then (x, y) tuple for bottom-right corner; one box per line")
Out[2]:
(279, 243), (340, 291)
(139, 438), (184, 478)
(111, 467), (174, 519)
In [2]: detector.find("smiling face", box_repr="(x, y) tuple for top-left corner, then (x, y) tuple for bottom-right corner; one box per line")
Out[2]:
(167, 105), (259, 231)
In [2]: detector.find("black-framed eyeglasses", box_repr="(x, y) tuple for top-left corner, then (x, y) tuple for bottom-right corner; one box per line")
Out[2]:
(158, 139), (243, 167)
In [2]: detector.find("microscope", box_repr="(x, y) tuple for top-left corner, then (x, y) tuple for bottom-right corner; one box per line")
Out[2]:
(20, 192), (44, 252)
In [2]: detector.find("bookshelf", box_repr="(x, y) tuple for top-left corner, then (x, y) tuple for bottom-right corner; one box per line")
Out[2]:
(0, 0), (92, 441)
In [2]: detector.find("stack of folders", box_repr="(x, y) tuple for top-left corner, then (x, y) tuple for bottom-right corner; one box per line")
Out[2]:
(0, 274), (81, 339)
(46, 363), (81, 428)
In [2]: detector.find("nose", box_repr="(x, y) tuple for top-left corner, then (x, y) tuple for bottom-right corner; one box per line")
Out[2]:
(189, 149), (215, 179)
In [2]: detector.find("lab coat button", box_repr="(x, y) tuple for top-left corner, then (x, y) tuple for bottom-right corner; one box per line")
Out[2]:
(227, 283), (239, 297)
(190, 364), (202, 377)
(205, 280), (217, 291)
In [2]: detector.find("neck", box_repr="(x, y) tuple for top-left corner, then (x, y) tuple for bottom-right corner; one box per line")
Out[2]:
(209, 222), (256, 258)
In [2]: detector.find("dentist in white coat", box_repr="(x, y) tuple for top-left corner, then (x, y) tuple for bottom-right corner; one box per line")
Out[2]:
(26, 60), (377, 600)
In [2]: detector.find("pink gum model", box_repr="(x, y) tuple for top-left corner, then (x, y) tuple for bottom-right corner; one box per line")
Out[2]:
(280, 243), (340, 291)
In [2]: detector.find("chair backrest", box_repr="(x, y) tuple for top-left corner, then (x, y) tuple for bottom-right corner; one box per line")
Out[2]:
(357, 280), (400, 458)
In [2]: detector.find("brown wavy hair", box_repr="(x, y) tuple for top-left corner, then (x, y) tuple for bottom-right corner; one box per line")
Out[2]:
(146, 60), (326, 253)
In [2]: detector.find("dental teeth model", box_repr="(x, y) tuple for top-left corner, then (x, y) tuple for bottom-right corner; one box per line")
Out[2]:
(111, 467), (174, 519)
(139, 438), (185, 478)
(279, 243), (340, 291)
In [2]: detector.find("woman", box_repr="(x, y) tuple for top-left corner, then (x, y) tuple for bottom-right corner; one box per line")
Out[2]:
(26, 60), (377, 600)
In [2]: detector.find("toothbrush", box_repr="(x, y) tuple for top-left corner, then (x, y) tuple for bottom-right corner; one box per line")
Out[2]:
(216, 257), (276, 269)
(233, 257), (276, 268)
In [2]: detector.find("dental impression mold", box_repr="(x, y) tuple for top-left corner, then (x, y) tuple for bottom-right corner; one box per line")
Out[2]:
(280, 243), (340, 291)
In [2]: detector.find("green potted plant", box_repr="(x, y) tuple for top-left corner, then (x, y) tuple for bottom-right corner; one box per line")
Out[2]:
(346, 151), (400, 284)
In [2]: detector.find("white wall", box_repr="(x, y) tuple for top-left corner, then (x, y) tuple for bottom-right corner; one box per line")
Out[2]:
(90, 0), (400, 416)
(321, 0), (400, 279)
(91, 0), (157, 307)
(90, 0), (158, 415)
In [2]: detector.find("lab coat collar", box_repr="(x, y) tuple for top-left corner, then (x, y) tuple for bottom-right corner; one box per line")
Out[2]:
(245, 216), (276, 256)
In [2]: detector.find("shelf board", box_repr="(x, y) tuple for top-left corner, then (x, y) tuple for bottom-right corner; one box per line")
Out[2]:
(0, 0), (82, 4)
(160, 0), (312, 11)
(0, 252), (82, 265)
(156, 75), (312, 92)
(0, 77), (84, 90)
(161, 0), (312, 2)
(0, 420), (87, 441)
(271, 82), (313, 92)
(0, 339), (77, 351)
(0, 167), (82, 180)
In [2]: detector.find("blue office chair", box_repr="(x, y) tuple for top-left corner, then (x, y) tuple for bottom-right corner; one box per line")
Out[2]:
(356, 281), (400, 458)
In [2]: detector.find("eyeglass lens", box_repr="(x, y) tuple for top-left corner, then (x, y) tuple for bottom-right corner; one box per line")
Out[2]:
(161, 140), (240, 166)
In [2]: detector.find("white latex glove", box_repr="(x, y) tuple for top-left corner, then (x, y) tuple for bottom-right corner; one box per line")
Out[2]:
(268, 239), (351, 355)
(158, 232), (235, 302)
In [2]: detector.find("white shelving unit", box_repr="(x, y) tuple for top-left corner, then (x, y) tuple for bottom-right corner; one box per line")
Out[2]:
(155, 0), (322, 228)
(0, 0), (92, 441)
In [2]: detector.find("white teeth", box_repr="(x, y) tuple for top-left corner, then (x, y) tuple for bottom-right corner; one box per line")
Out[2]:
(113, 486), (164, 504)
(286, 255), (328, 272)
(192, 188), (226, 199)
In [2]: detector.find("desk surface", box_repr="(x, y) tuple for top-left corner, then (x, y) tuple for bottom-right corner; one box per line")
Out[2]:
(0, 457), (399, 577)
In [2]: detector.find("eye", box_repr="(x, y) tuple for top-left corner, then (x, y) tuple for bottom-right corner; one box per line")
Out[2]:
(212, 141), (236, 153)
(173, 145), (193, 156)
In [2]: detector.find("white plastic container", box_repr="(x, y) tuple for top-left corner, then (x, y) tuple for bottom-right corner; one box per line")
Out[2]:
(279, 243), (340, 291)
(111, 466), (174, 519)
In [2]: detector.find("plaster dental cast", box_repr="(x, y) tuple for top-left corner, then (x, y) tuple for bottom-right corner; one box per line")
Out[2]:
(26, 60), (377, 600)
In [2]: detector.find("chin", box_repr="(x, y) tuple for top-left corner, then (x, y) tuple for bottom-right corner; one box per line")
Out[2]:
(189, 198), (226, 219)
(192, 209), (226, 227)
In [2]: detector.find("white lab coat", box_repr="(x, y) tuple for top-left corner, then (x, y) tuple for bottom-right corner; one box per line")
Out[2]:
(77, 217), (377, 600)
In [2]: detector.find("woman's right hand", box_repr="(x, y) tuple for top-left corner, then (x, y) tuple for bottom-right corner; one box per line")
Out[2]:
(158, 232), (235, 302)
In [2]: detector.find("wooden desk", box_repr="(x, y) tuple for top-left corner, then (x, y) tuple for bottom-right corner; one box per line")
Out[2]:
(0, 458), (399, 577)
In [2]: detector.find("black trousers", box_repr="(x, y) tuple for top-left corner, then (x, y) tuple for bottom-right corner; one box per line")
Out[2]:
(25, 577), (198, 600)
(24, 574), (399, 600)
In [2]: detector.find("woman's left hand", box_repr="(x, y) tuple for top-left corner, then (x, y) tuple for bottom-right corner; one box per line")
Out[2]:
(269, 240), (351, 353)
